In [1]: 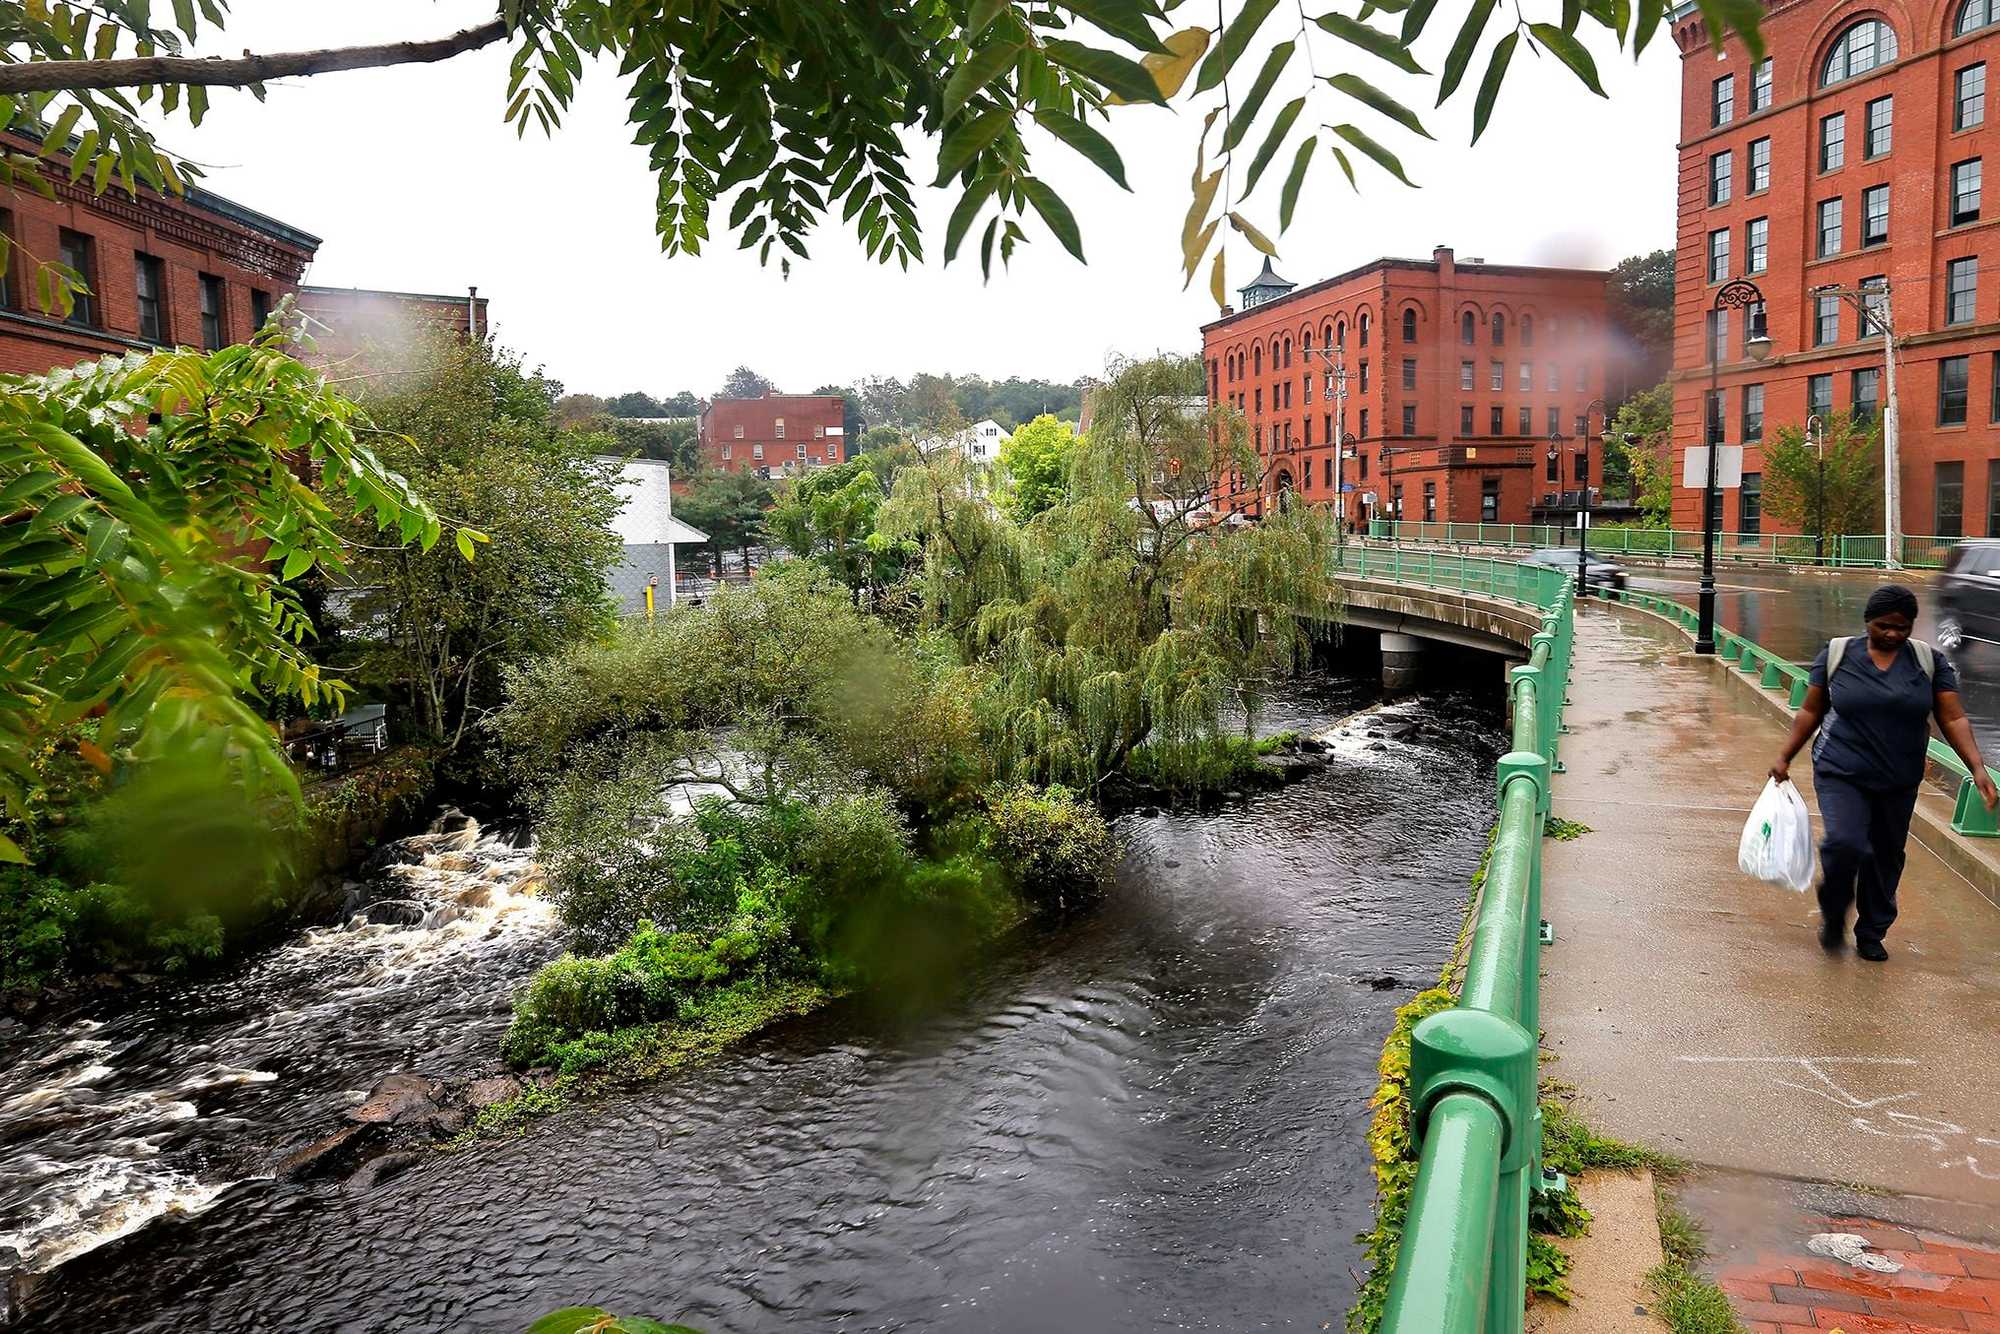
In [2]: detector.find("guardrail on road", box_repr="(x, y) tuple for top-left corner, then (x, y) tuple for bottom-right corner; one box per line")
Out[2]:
(1367, 521), (1959, 570)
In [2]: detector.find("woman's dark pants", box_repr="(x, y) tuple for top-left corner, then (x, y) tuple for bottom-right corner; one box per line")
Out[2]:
(1815, 774), (1921, 946)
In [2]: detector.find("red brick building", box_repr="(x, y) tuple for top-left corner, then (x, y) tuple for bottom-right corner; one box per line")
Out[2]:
(698, 393), (846, 477)
(1200, 248), (1618, 527)
(1672, 0), (2000, 538)
(295, 285), (489, 367)
(0, 140), (317, 377)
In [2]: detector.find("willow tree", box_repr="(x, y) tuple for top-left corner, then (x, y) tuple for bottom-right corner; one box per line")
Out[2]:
(883, 354), (1342, 789)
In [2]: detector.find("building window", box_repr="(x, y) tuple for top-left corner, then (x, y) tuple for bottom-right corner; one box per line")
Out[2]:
(1707, 228), (1730, 282)
(57, 229), (94, 327)
(775, 417), (786, 438)
(1521, 314), (1534, 346)
(1547, 362), (1560, 392)
(134, 254), (165, 343)
(1959, 63), (1987, 130)
(1744, 300), (1767, 354)
(1861, 185), (1889, 246)
(1547, 406), (1561, 435)
(1808, 373), (1833, 418)
(1949, 256), (1979, 325)
(1460, 404), (1474, 434)
(1741, 472), (1763, 535)
(1359, 408), (1369, 437)
(198, 273), (224, 350)
(1575, 365), (1588, 392)
(1749, 137), (1771, 193)
(1859, 277), (1888, 336)
(1402, 358), (1416, 390)
(1704, 389), (1725, 444)
(1255, 388), (1263, 413)
(1852, 366), (1880, 421)
(1709, 150), (1733, 205)
(1359, 313), (1370, 346)
(1942, 355), (1971, 425)
(1481, 477), (1500, 522)
(1746, 217), (1768, 273)
(1460, 360), (1474, 391)
(1489, 360), (1503, 391)
(1546, 444), (1560, 482)
(1821, 113), (1845, 171)
(1519, 406), (1532, 434)
(753, 443), (766, 460)
(734, 424), (745, 438)
(1423, 481), (1437, 521)
(1491, 311), (1505, 344)
(1573, 447), (1589, 485)
(1359, 359), (1370, 392)
(0, 210), (13, 309)
(1461, 311), (1475, 344)
(1490, 405), (1503, 434)
(1938, 462), (1967, 537)
(1993, 353), (2000, 420)
(1821, 19), (1898, 88)
(1953, 158), (1983, 225)
(722, 444), (733, 460)
(1402, 404), (1416, 434)
(1517, 362), (1531, 391)
(1712, 74), (1735, 126)
(1863, 96), (1892, 157)
(1706, 308), (1727, 362)
(1324, 456), (1333, 487)
(1752, 57), (1773, 111)
(1962, 0), (2000, 35)
(1742, 383), (1765, 440)
(1402, 308), (1417, 341)
(816, 424), (827, 438)
(1817, 197), (1843, 257)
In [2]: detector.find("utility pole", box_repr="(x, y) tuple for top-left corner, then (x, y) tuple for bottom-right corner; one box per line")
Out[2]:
(1815, 282), (1901, 567)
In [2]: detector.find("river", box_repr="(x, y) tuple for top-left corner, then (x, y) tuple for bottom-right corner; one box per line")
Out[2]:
(1, 665), (1504, 1332)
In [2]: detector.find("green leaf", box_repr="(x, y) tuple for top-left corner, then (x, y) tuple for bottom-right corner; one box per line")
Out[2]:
(943, 41), (1021, 119)
(1065, 0), (1171, 53)
(1632, 0), (1667, 55)
(1563, 0), (1583, 33)
(34, 600), (124, 648)
(932, 109), (1012, 184)
(1221, 40), (1294, 152)
(1692, 0), (1764, 57)
(40, 104), (81, 154)
(1036, 109), (1131, 189)
(0, 470), (61, 507)
(1401, 0), (1444, 47)
(83, 515), (126, 565)
(1325, 73), (1433, 139)
(279, 547), (314, 580)
(1181, 165), (1224, 276)
(1314, 13), (1426, 74)
(1280, 134), (1317, 230)
(0, 831), (25, 864)
(1471, 31), (1518, 142)
(944, 175), (1000, 263)
(455, 527), (477, 561)
(29, 492), (89, 533)
(1043, 39), (1166, 104)
(1195, 0), (1280, 93)
(1242, 95), (1306, 196)
(1437, 0), (1495, 105)
(1328, 142), (1358, 191)
(1227, 210), (1276, 256)
(1528, 23), (1607, 96)
(1332, 122), (1415, 186)
(1021, 177), (1085, 261)
(1209, 246), (1226, 308)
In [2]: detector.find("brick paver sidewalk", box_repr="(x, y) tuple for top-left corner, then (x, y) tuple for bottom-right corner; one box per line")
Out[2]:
(1715, 1215), (2000, 1332)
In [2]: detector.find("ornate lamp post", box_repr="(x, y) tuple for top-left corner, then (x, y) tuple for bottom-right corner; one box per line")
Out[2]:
(1696, 278), (1772, 654)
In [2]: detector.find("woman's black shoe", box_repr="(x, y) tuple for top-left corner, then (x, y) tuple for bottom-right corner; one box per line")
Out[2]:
(1856, 939), (1889, 962)
(1819, 915), (1844, 950)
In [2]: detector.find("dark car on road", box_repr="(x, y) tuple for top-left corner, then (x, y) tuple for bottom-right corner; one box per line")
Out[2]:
(1521, 547), (1629, 594)
(1936, 540), (2000, 651)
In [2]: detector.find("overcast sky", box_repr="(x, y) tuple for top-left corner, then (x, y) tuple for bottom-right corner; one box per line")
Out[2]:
(161, 3), (1682, 399)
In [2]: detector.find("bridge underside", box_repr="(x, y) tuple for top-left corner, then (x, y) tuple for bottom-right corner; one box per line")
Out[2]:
(1326, 576), (1542, 661)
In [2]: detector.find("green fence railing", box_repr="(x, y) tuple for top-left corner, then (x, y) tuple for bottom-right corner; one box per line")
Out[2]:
(1606, 586), (2000, 838)
(1366, 521), (1961, 570)
(1333, 547), (1575, 1333)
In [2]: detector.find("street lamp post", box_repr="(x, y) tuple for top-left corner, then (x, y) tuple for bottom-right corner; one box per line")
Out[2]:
(1379, 443), (1396, 531)
(1547, 431), (1580, 586)
(1805, 412), (1827, 564)
(1697, 278), (1772, 654)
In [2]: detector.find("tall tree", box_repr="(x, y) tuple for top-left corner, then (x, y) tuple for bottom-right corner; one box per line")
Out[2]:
(814, 384), (868, 441)
(721, 367), (776, 400)
(1607, 250), (1675, 402)
(1607, 381), (1673, 524)
(606, 390), (669, 418)
(606, 417), (702, 476)
(677, 470), (775, 574)
(1760, 415), (1884, 541)
(998, 413), (1077, 520)
(767, 458), (906, 595)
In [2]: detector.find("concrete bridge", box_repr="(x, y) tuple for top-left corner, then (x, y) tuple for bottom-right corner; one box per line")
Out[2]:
(1342, 548), (2000, 1334)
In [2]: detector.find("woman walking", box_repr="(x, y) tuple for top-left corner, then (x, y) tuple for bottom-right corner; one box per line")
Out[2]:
(1770, 584), (1998, 961)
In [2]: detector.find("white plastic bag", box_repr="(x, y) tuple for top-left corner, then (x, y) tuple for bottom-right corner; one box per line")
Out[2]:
(1738, 778), (1815, 893)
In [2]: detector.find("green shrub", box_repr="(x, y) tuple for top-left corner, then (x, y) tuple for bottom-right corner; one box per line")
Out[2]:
(0, 867), (82, 991)
(982, 783), (1119, 911)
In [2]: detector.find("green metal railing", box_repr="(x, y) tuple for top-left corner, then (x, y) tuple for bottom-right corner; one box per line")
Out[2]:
(1606, 586), (2000, 838)
(1366, 520), (1961, 570)
(1333, 547), (1575, 1333)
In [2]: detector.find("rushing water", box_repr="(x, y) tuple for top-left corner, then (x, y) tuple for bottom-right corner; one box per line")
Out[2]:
(4, 666), (1504, 1332)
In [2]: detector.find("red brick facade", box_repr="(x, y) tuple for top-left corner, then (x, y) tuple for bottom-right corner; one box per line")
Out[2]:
(1672, 0), (2000, 537)
(0, 143), (316, 377)
(698, 394), (846, 476)
(1200, 248), (1616, 526)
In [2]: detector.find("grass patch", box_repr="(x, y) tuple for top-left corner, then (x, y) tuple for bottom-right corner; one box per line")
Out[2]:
(1645, 1188), (1739, 1332)
(1252, 729), (1303, 756)
(1545, 816), (1592, 841)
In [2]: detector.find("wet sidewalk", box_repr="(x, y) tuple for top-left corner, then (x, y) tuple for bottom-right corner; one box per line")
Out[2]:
(1540, 606), (2000, 1329)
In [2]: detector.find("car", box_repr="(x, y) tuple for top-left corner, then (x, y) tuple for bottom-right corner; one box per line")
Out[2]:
(1935, 539), (2000, 651)
(1520, 547), (1629, 594)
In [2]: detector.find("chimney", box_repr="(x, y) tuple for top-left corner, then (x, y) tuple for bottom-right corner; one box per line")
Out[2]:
(467, 285), (479, 340)
(1220, 303), (1237, 316)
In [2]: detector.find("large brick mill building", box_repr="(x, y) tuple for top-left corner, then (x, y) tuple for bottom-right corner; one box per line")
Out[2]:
(1673, 0), (2000, 537)
(698, 393), (847, 477)
(1200, 248), (1621, 526)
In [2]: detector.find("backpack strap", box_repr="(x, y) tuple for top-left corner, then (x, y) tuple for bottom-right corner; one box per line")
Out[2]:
(1912, 639), (1936, 679)
(1828, 636), (1850, 679)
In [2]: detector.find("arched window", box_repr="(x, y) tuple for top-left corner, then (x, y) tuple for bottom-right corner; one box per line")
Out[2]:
(1254, 344), (1262, 375)
(1822, 18), (1898, 87)
(1336, 319), (1347, 346)
(1360, 312), (1371, 346)
(1303, 328), (1313, 351)
(1461, 311), (1476, 344)
(1959, 0), (1999, 36)
(1283, 336), (1293, 367)
(1491, 312), (1505, 344)
(1323, 321), (1335, 346)
(1401, 308), (1417, 341)
(1521, 314), (1534, 347)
